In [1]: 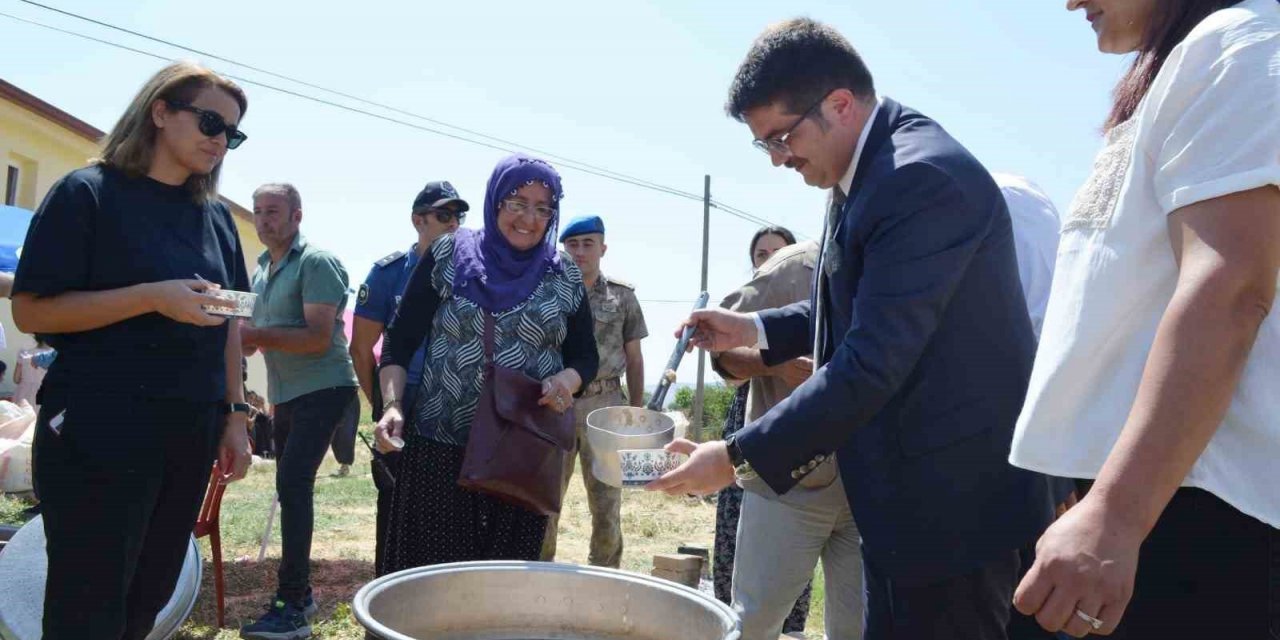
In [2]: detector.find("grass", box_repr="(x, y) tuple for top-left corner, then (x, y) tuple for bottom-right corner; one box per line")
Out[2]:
(0, 493), (29, 526)
(1, 423), (830, 639)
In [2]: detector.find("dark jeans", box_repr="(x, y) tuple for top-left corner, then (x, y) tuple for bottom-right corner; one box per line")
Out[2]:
(865, 546), (1049, 640)
(34, 394), (220, 640)
(328, 393), (360, 466)
(252, 414), (274, 458)
(272, 385), (358, 603)
(1077, 482), (1279, 638)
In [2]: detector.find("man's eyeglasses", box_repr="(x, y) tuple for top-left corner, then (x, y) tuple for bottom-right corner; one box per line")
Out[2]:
(751, 90), (833, 157)
(500, 199), (556, 220)
(166, 101), (248, 150)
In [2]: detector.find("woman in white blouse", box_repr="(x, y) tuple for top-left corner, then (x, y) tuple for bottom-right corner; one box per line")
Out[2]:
(1010, 0), (1279, 637)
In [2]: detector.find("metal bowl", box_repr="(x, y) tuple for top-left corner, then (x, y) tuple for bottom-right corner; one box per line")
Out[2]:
(585, 407), (675, 488)
(0, 515), (201, 640)
(354, 561), (740, 640)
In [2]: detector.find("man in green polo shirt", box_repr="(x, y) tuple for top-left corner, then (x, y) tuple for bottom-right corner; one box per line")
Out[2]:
(239, 182), (358, 640)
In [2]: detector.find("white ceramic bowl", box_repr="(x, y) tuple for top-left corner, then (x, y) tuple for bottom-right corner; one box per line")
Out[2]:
(618, 448), (688, 487)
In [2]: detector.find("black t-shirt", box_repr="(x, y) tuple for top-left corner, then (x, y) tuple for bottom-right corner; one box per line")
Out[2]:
(13, 165), (251, 403)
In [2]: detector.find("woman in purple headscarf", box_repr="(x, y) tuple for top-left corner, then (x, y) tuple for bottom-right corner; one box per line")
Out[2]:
(374, 154), (598, 569)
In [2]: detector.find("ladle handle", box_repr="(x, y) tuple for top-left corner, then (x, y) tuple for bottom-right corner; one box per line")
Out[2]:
(646, 291), (710, 412)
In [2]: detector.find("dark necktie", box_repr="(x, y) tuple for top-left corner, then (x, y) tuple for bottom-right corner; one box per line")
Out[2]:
(813, 187), (847, 367)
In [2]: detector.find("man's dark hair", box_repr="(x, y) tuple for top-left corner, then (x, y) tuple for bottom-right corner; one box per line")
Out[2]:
(726, 18), (875, 121)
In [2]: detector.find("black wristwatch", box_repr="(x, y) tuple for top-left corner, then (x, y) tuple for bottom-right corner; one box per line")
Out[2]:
(223, 402), (252, 416)
(723, 433), (746, 468)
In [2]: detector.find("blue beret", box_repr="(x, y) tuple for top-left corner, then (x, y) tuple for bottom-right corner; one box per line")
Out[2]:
(559, 215), (605, 242)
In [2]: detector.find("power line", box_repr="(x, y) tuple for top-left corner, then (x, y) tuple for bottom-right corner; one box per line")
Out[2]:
(7, 1), (798, 234)
(18, 0), (709, 203)
(0, 10), (706, 202)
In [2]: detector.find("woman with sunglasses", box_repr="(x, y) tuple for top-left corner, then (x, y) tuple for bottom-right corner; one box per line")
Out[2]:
(373, 153), (597, 571)
(11, 61), (252, 640)
(1010, 1), (1279, 637)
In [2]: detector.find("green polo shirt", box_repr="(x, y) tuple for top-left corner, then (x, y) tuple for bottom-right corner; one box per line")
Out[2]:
(250, 233), (357, 404)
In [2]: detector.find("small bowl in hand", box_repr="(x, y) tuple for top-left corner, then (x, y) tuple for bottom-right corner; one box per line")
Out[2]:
(618, 448), (687, 488)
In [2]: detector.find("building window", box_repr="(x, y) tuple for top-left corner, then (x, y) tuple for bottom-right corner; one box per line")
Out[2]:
(4, 166), (17, 206)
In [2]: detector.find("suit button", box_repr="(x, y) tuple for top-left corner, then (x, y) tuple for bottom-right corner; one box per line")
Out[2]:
(791, 470), (803, 479)
(808, 460), (818, 470)
(816, 454), (826, 462)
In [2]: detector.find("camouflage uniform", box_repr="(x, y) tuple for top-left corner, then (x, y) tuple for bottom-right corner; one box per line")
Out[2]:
(540, 273), (648, 567)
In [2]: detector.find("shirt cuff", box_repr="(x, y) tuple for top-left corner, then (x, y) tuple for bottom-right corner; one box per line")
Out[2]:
(751, 313), (769, 350)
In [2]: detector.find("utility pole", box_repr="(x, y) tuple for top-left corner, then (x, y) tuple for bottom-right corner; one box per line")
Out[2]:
(692, 175), (710, 441)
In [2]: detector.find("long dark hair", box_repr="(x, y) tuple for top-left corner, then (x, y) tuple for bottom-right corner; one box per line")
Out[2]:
(749, 226), (797, 265)
(1106, 0), (1239, 131)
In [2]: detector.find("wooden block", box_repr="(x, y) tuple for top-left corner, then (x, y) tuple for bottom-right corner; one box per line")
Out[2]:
(652, 553), (703, 572)
(650, 567), (699, 587)
(678, 546), (711, 577)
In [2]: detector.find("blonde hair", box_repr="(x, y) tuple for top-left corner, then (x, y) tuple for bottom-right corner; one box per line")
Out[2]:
(95, 61), (248, 202)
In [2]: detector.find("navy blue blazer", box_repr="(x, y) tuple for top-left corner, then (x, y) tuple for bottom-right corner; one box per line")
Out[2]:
(738, 98), (1055, 585)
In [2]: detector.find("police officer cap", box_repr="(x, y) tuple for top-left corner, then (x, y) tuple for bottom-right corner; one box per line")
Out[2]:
(412, 180), (470, 213)
(559, 215), (605, 242)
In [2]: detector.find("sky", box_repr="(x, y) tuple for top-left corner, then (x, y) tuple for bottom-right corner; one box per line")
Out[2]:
(0, 0), (1129, 386)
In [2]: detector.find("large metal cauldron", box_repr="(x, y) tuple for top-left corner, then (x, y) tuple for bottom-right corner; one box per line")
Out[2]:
(0, 515), (201, 640)
(354, 561), (740, 640)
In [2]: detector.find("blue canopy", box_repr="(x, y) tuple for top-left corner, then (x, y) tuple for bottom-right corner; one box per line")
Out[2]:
(0, 205), (34, 273)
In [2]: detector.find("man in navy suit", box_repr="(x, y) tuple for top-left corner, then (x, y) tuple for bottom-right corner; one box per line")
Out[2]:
(649, 18), (1056, 639)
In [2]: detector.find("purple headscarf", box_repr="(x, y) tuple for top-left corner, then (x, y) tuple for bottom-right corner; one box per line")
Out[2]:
(451, 154), (565, 312)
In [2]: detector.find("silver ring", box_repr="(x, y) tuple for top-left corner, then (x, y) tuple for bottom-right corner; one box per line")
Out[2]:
(1075, 609), (1104, 631)
(557, 395), (566, 406)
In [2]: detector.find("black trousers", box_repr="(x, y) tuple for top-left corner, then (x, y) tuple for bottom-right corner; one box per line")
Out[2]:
(272, 385), (358, 603)
(1077, 482), (1279, 639)
(34, 394), (220, 640)
(328, 393), (360, 466)
(864, 544), (1058, 640)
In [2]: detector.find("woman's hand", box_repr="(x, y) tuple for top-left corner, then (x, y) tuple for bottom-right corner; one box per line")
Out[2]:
(540, 369), (582, 414)
(1014, 497), (1142, 636)
(218, 414), (253, 484)
(374, 405), (405, 453)
(147, 279), (227, 327)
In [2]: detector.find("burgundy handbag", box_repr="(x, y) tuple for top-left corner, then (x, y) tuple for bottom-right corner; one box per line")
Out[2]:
(457, 315), (575, 516)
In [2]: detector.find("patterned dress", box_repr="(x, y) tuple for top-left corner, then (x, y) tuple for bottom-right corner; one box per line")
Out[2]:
(383, 235), (596, 572)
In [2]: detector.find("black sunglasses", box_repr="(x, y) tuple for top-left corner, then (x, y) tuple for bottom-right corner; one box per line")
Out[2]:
(416, 207), (465, 224)
(166, 100), (248, 150)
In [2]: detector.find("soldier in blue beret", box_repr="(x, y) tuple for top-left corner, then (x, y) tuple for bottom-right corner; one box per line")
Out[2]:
(542, 215), (649, 568)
